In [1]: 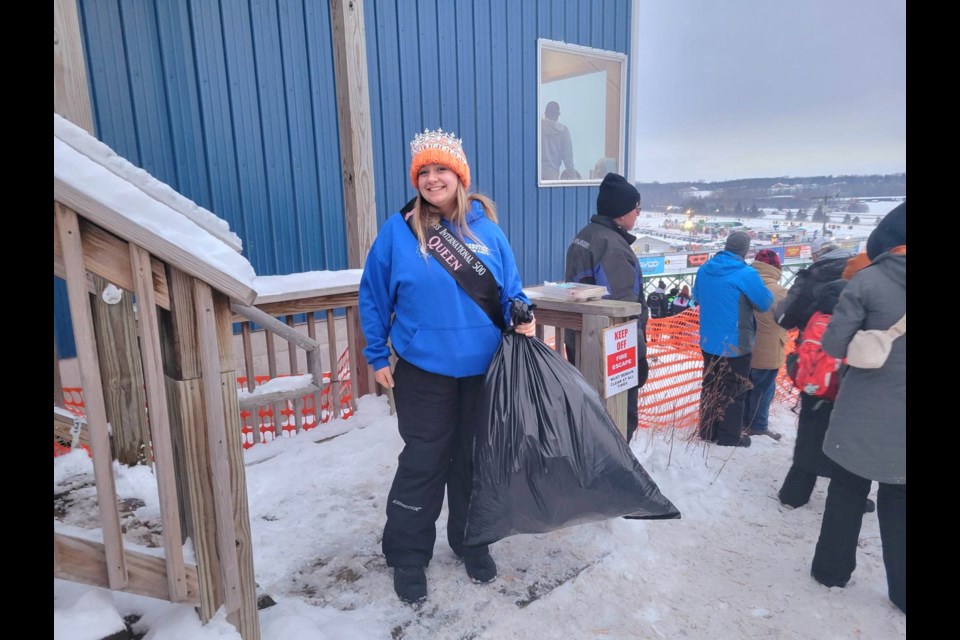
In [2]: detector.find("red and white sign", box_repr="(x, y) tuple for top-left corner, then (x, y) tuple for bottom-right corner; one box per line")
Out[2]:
(603, 322), (639, 398)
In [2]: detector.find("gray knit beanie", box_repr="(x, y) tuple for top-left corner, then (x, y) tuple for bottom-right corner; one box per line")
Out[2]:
(724, 231), (751, 257)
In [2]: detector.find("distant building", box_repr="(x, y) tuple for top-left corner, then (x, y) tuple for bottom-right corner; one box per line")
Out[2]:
(632, 234), (675, 255)
(769, 182), (800, 193)
(678, 186), (713, 199)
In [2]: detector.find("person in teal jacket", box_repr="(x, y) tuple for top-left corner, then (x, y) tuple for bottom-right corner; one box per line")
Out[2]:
(692, 232), (773, 447)
(359, 129), (535, 604)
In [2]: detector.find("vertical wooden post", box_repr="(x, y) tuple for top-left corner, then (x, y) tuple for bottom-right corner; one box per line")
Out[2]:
(90, 274), (151, 466)
(306, 313), (324, 427)
(284, 315), (303, 432)
(220, 374), (260, 639)
(344, 307), (362, 411)
(213, 292), (259, 640)
(582, 313), (627, 440)
(240, 322), (260, 444)
(329, 0), (377, 269)
(130, 245), (187, 602)
(325, 310), (341, 419)
(241, 323), (256, 393)
(165, 376), (220, 618)
(55, 203), (128, 589)
(264, 330), (281, 440)
(162, 266), (223, 619)
(192, 281), (242, 615)
(346, 306), (370, 400)
(165, 267), (203, 380)
(54, 0), (95, 132)
(54, 338), (65, 408)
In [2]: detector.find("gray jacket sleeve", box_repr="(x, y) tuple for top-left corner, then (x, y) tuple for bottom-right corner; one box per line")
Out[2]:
(599, 243), (639, 303)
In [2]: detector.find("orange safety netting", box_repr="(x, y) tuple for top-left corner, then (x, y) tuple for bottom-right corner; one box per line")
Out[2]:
(54, 350), (356, 456)
(55, 393), (90, 458)
(237, 348), (354, 449)
(56, 321), (802, 456)
(638, 307), (799, 431)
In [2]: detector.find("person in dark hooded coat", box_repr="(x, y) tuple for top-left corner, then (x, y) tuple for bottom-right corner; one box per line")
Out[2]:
(773, 240), (852, 333)
(811, 202), (906, 614)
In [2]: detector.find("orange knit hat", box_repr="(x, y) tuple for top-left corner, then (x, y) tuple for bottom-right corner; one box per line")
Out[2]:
(409, 129), (471, 191)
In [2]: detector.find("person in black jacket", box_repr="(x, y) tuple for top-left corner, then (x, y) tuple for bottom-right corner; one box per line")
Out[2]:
(773, 240), (852, 332)
(776, 245), (875, 514)
(647, 281), (669, 319)
(564, 173), (649, 443)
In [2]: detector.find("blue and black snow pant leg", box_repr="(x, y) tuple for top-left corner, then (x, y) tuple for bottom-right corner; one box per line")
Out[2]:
(381, 358), (488, 568)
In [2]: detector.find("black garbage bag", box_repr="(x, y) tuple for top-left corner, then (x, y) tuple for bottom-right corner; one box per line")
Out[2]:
(463, 301), (680, 547)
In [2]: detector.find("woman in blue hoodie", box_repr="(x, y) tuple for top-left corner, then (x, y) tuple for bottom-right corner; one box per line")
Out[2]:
(359, 129), (535, 604)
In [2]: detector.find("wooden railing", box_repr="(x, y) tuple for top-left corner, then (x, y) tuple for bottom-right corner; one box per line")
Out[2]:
(229, 283), (371, 446)
(53, 203), (260, 638)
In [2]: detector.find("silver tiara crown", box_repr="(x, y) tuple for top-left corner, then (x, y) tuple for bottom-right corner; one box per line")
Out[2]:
(409, 128), (467, 164)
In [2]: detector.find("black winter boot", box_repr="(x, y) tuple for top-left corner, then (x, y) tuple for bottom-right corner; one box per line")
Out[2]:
(461, 553), (497, 583)
(393, 566), (427, 603)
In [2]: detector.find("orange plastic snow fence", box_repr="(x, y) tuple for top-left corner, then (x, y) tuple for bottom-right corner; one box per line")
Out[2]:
(54, 351), (356, 456)
(56, 319), (801, 455)
(637, 307), (799, 431)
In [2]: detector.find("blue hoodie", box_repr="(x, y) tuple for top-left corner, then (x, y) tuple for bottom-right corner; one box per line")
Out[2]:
(692, 251), (774, 357)
(359, 200), (530, 378)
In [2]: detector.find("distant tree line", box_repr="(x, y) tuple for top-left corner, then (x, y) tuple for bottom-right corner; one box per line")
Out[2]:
(635, 173), (906, 214)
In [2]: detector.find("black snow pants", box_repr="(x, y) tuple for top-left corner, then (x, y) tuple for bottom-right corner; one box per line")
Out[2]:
(698, 351), (752, 446)
(381, 358), (489, 568)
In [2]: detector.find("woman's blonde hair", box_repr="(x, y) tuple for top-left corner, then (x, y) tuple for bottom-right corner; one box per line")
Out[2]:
(408, 182), (498, 259)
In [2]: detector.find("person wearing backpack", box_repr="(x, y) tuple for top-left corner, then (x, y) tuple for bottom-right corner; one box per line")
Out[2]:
(777, 279), (879, 513)
(646, 281), (669, 319)
(811, 202), (906, 614)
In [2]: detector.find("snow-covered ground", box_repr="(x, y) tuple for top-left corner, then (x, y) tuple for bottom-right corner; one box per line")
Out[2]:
(54, 393), (906, 640)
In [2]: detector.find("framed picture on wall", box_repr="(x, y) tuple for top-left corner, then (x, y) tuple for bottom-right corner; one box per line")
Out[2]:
(538, 39), (627, 187)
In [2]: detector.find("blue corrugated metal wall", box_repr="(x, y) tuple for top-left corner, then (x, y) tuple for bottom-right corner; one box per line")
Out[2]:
(365, 0), (632, 287)
(56, 0), (349, 357)
(79, 0), (348, 274)
(55, 0), (632, 358)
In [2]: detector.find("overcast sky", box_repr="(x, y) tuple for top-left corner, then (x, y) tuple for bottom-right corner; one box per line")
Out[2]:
(631, 0), (906, 183)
